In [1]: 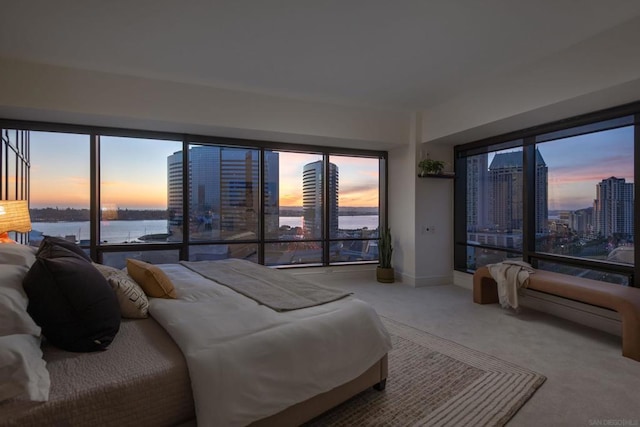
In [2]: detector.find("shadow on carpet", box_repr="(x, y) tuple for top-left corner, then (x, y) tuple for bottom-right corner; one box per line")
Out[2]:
(307, 317), (545, 426)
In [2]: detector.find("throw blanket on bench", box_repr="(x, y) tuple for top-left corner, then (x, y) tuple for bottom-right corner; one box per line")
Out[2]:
(180, 259), (351, 311)
(487, 260), (535, 310)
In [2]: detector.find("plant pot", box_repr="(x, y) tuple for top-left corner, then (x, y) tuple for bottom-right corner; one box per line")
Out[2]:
(376, 267), (395, 283)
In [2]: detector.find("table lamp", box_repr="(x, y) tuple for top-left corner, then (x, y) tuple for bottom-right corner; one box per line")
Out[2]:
(0, 200), (32, 243)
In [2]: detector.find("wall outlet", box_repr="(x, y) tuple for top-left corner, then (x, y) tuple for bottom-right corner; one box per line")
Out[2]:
(421, 225), (436, 234)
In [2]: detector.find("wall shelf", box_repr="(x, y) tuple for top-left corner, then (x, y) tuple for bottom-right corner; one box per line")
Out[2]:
(417, 173), (455, 179)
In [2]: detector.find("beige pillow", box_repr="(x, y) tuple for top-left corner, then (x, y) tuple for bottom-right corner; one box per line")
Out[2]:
(92, 263), (149, 318)
(126, 259), (177, 299)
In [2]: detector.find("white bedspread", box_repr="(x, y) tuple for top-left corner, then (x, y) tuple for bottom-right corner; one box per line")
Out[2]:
(149, 264), (392, 427)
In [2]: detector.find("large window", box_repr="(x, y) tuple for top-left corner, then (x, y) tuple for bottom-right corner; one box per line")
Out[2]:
(29, 131), (90, 245)
(100, 136), (182, 246)
(455, 105), (637, 286)
(1, 120), (386, 269)
(1, 129), (30, 243)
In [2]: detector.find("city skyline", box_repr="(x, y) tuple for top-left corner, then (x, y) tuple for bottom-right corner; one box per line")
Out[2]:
(29, 132), (379, 209)
(28, 127), (633, 211)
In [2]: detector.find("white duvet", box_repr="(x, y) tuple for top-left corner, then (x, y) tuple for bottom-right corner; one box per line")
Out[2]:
(149, 264), (392, 427)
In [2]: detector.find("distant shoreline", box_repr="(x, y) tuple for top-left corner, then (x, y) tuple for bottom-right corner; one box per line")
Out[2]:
(30, 206), (380, 222)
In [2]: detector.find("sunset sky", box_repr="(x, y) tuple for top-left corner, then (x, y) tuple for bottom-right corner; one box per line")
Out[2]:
(488, 126), (634, 211)
(29, 132), (379, 209)
(28, 126), (633, 212)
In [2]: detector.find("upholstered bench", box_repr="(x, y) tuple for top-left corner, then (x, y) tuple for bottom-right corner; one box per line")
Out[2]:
(473, 266), (640, 362)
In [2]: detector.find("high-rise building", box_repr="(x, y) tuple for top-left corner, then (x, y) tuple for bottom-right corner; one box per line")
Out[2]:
(488, 150), (548, 233)
(569, 207), (594, 236)
(302, 161), (338, 238)
(466, 155), (489, 231)
(167, 147), (279, 239)
(594, 177), (634, 239)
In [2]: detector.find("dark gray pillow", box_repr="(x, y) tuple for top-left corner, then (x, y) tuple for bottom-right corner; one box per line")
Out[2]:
(22, 256), (120, 352)
(36, 236), (91, 262)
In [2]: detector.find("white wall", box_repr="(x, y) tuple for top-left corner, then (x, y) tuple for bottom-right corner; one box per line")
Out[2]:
(0, 57), (411, 151)
(420, 15), (640, 146)
(387, 114), (418, 285)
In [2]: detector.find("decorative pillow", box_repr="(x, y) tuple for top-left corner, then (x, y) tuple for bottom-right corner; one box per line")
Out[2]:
(127, 259), (177, 299)
(36, 236), (91, 262)
(93, 263), (149, 319)
(0, 244), (37, 267)
(37, 241), (89, 261)
(0, 334), (50, 403)
(0, 265), (41, 337)
(23, 256), (121, 352)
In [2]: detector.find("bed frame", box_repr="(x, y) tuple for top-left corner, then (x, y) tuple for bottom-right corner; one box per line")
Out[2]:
(252, 354), (388, 426)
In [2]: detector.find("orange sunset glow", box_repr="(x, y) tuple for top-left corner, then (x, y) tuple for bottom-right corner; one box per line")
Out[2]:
(29, 134), (380, 209)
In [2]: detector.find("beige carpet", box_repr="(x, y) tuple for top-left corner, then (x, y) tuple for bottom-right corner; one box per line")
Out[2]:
(308, 317), (545, 426)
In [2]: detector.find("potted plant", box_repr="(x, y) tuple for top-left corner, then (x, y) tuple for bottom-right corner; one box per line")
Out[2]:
(376, 227), (394, 283)
(418, 158), (446, 176)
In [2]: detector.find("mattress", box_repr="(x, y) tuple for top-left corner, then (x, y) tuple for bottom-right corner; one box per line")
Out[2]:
(0, 318), (195, 427)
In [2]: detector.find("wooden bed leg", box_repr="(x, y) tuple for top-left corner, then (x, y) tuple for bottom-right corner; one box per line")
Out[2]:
(373, 379), (387, 391)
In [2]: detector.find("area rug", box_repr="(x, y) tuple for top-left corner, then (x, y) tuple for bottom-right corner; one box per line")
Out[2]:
(308, 317), (545, 426)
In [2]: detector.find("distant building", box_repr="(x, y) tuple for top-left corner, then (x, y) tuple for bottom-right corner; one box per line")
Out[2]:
(488, 150), (548, 233)
(466, 155), (489, 231)
(594, 177), (634, 239)
(302, 161), (338, 238)
(167, 147), (279, 238)
(569, 207), (593, 236)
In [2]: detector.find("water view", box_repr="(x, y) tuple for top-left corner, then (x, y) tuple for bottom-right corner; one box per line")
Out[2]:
(31, 216), (380, 244)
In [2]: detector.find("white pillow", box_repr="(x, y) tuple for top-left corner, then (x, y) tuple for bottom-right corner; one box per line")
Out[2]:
(0, 244), (37, 267)
(0, 265), (41, 337)
(92, 263), (149, 319)
(0, 334), (50, 402)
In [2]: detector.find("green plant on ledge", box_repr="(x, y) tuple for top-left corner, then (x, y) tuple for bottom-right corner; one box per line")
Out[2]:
(418, 158), (446, 176)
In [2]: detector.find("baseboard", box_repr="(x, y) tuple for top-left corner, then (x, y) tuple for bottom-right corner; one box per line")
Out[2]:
(397, 271), (452, 287)
(453, 271), (621, 337)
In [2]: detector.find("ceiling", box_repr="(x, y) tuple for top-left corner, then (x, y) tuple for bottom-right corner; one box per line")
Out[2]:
(2, 0), (640, 111)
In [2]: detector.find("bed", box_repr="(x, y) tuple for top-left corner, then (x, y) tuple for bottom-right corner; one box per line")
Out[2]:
(0, 242), (391, 426)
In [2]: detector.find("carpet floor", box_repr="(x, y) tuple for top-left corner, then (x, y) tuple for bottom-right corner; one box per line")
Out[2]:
(308, 317), (545, 426)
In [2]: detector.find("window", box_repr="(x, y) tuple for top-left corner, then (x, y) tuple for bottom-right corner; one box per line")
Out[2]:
(328, 155), (380, 264)
(29, 131), (90, 245)
(264, 151), (323, 266)
(1, 129), (30, 244)
(535, 126), (634, 265)
(100, 136), (182, 245)
(455, 105), (637, 286)
(3, 121), (386, 268)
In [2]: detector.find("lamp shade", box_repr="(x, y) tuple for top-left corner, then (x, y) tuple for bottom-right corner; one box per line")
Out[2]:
(0, 200), (32, 234)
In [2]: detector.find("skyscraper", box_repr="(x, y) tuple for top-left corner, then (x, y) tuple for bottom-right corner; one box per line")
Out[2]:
(466, 155), (489, 231)
(302, 161), (338, 238)
(167, 147), (279, 239)
(488, 150), (548, 233)
(594, 177), (634, 239)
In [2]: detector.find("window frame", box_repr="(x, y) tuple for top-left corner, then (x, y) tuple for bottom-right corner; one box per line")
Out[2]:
(0, 118), (387, 268)
(454, 100), (640, 286)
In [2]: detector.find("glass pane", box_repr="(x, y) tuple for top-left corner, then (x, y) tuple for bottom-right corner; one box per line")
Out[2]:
(535, 126), (634, 264)
(466, 148), (523, 250)
(465, 246), (520, 270)
(101, 250), (180, 269)
(187, 145), (260, 242)
(330, 239), (379, 263)
(328, 155), (379, 239)
(265, 151), (323, 241)
(100, 136), (182, 244)
(264, 241), (323, 266)
(189, 244), (258, 262)
(536, 260), (630, 286)
(29, 132), (90, 245)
